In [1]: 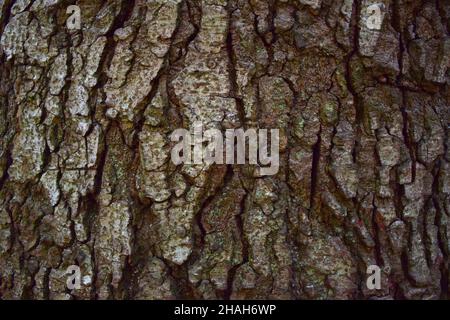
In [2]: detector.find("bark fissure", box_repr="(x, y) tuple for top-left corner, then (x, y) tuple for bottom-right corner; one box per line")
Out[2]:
(0, 0), (448, 300)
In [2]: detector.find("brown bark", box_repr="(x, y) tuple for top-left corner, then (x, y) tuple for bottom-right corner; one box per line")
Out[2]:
(0, 0), (448, 299)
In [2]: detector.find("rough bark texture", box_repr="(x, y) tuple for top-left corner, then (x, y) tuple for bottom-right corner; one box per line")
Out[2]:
(0, 0), (449, 300)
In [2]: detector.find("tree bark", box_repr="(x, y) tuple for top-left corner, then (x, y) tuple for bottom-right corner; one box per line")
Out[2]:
(0, 0), (448, 299)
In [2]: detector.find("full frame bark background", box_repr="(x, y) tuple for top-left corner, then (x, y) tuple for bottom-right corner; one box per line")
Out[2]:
(0, 0), (448, 300)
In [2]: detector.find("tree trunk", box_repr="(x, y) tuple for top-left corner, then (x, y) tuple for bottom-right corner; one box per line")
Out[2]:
(0, 0), (448, 300)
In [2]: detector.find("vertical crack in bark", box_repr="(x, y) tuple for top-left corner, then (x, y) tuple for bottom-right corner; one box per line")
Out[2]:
(224, 173), (249, 300)
(226, 3), (245, 128)
(310, 125), (322, 212)
(393, 0), (416, 182)
(0, 0), (14, 40)
(431, 159), (449, 299)
(0, 147), (12, 192)
(0, 0), (448, 300)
